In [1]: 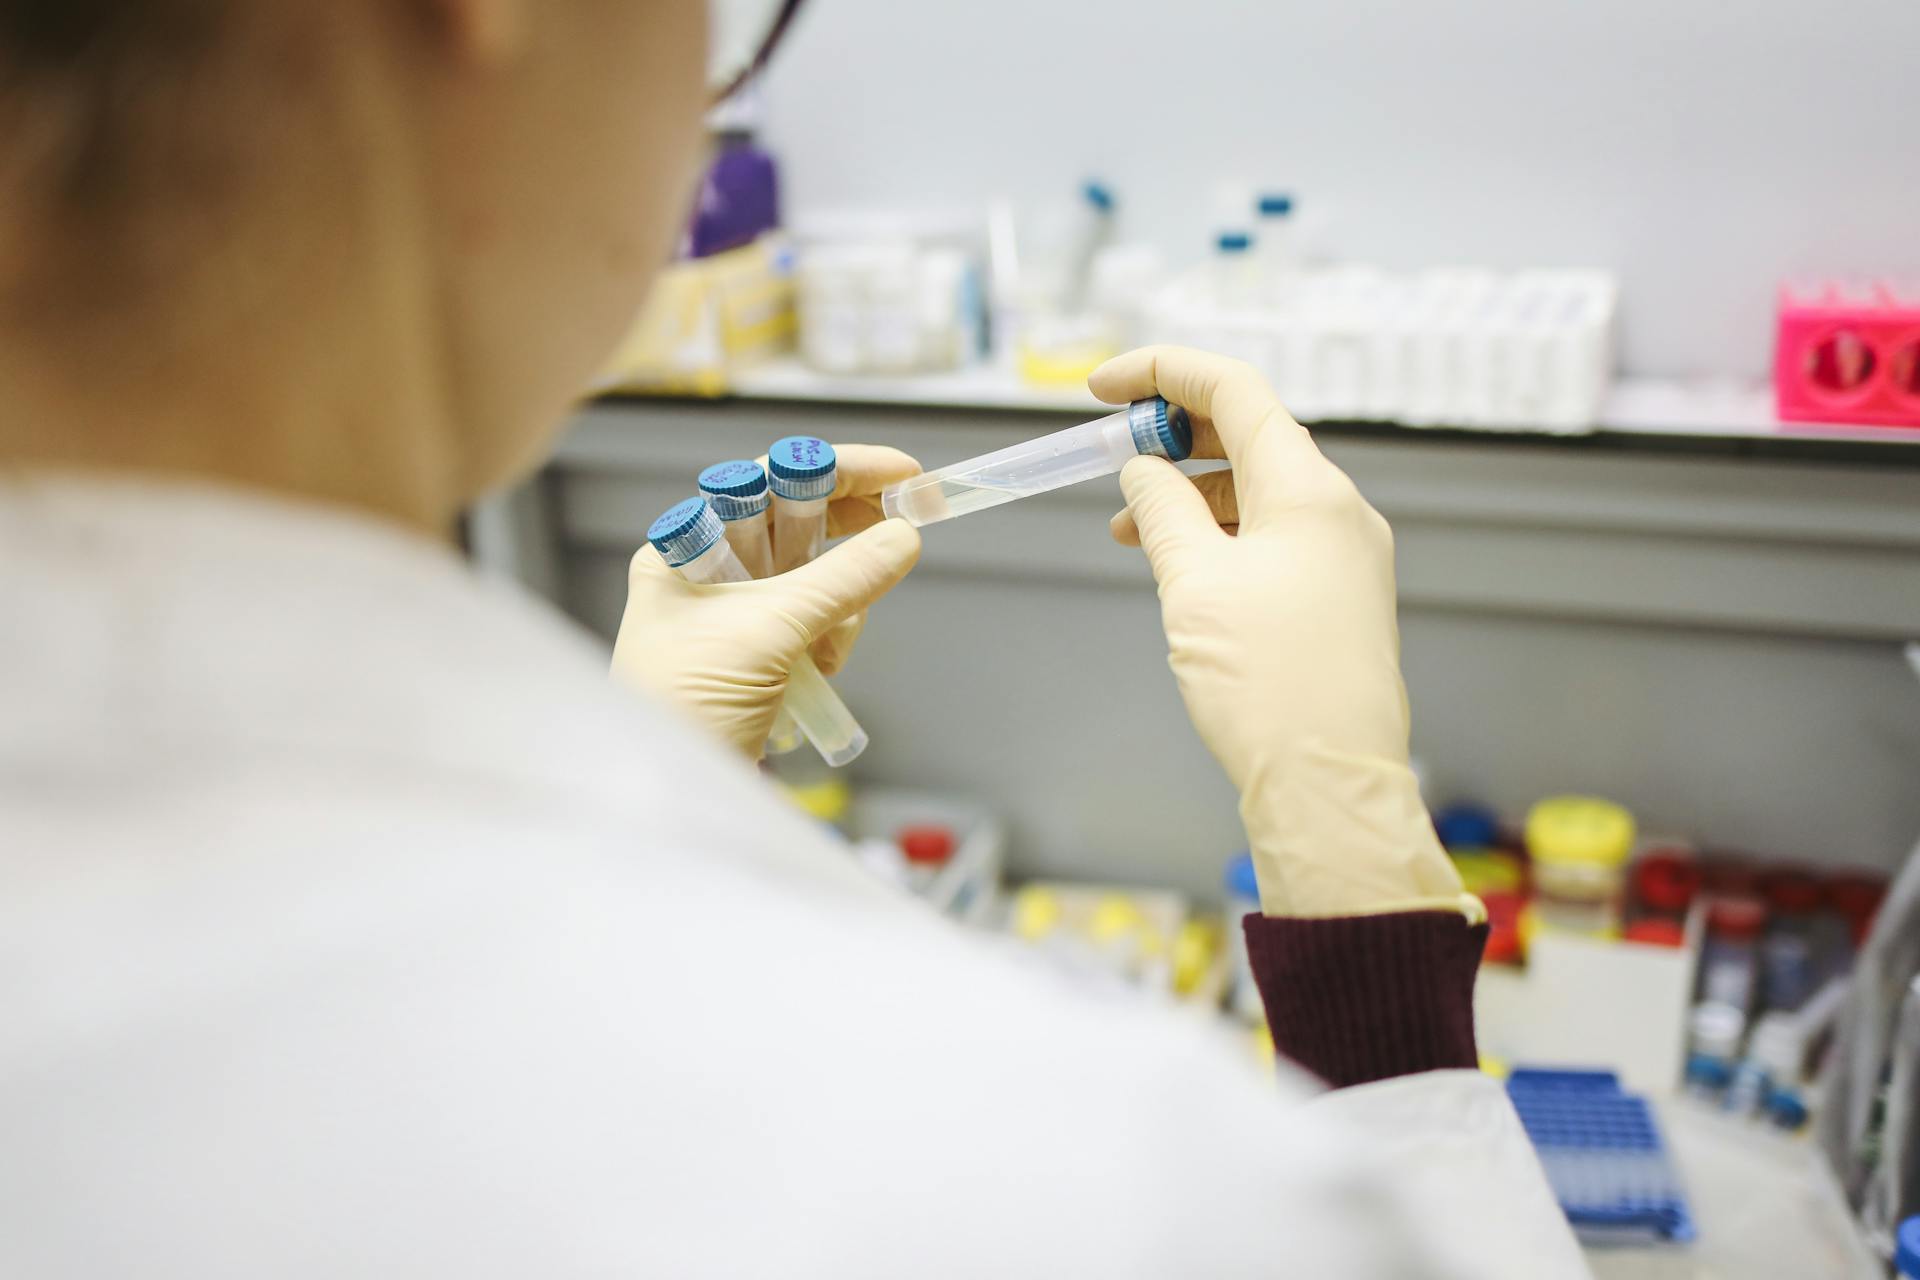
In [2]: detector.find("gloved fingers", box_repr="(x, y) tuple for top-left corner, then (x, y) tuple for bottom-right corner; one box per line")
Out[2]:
(627, 542), (694, 596)
(810, 611), (866, 675)
(829, 444), (922, 501)
(1117, 456), (1223, 582)
(827, 445), (921, 536)
(1088, 345), (1333, 533)
(757, 518), (921, 646)
(1110, 467), (1237, 546)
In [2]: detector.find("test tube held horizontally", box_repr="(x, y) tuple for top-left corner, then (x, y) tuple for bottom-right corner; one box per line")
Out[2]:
(880, 397), (1192, 528)
(648, 497), (868, 767)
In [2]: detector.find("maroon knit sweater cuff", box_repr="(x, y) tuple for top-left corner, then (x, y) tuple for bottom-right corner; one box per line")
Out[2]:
(1243, 910), (1488, 1088)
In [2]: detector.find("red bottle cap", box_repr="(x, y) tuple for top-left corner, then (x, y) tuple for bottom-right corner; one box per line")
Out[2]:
(1624, 917), (1687, 949)
(1633, 848), (1703, 913)
(1825, 868), (1889, 944)
(897, 825), (956, 866)
(1698, 853), (1761, 897)
(1706, 894), (1767, 940)
(1479, 890), (1524, 966)
(1757, 863), (1824, 915)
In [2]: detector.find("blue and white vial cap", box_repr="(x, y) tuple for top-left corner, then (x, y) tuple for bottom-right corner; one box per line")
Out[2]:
(648, 496), (725, 568)
(1127, 397), (1193, 463)
(697, 459), (770, 521)
(1215, 230), (1252, 254)
(767, 437), (838, 501)
(1256, 193), (1294, 218)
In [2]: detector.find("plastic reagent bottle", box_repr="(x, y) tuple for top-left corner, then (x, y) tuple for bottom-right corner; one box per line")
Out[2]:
(698, 459), (775, 580)
(768, 436), (837, 574)
(697, 460), (801, 754)
(647, 497), (868, 767)
(1254, 192), (1298, 293)
(880, 396), (1192, 528)
(1213, 229), (1257, 307)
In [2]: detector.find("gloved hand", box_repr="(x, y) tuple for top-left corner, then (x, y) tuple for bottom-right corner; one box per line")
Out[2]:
(612, 445), (922, 759)
(1093, 347), (1476, 921)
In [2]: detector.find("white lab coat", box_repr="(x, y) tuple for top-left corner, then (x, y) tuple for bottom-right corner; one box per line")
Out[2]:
(0, 478), (1588, 1278)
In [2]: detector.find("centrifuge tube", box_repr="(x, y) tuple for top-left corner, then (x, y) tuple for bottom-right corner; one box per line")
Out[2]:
(647, 497), (868, 768)
(768, 436), (836, 574)
(699, 459), (775, 579)
(698, 460), (801, 754)
(880, 397), (1191, 528)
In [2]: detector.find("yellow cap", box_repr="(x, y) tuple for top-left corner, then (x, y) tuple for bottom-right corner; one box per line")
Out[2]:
(1010, 887), (1063, 942)
(781, 778), (850, 824)
(1450, 849), (1524, 896)
(1252, 1022), (1276, 1070)
(1088, 894), (1144, 944)
(1171, 919), (1222, 996)
(1525, 795), (1635, 869)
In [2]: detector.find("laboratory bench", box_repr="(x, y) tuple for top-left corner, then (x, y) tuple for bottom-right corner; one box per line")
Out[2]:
(467, 372), (1914, 1276)
(473, 369), (1920, 900)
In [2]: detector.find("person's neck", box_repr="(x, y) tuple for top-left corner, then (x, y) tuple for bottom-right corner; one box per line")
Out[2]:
(0, 34), (464, 539)
(0, 267), (460, 538)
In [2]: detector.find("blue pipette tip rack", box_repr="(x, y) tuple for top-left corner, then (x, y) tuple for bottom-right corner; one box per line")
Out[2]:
(1506, 1069), (1696, 1246)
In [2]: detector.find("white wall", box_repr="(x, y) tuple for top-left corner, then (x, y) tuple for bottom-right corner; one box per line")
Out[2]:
(759, 0), (1920, 380)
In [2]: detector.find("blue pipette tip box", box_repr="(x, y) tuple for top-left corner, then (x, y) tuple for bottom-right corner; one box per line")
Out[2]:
(1506, 1068), (1696, 1246)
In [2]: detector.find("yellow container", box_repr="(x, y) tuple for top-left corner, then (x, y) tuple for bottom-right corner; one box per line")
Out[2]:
(1525, 795), (1635, 938)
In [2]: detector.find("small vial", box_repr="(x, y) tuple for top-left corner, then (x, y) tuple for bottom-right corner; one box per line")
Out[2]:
(768, 436), (836, 574)
(1684, 1000), (1744, 1101)
(1254, 192), (1298, 296)
(698, 460), (775, 580)
(647, 497), (867, 767)
(1212, 229), (1258, 307)
(1700, 896), (1766, 1011)
(698, 460), (800, 754)
(880, 397), (1191, 528)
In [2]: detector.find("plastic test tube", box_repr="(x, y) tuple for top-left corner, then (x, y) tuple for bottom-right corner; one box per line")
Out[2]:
(880, 397), (1191, 528)
(698, 460), (775, 579)
(768, 436), (836, 574)
(698, 460), (802, 755)
(648, 498), (868, 767)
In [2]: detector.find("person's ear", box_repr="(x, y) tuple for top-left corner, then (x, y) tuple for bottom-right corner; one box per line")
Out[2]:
(409, 0), (528, 66)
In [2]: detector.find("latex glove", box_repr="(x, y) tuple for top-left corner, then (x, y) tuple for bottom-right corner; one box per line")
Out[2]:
(761, 445), (922, 673)
(1094, 347), (1476, 922)
(611, 445), (921, 760)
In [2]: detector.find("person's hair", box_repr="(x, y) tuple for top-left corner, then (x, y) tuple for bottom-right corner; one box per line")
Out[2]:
(1, 0), (229, 209)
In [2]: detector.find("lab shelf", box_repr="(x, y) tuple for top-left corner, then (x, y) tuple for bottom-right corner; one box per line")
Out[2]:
(596, 359), (1920, 468)
(477, 381), (1920, 895)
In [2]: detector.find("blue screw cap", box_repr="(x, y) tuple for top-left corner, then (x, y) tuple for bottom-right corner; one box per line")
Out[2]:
(767, 437), (838, 501)
(1257, 193), (1294, 217)
(648, 497), (725, 568)
(1434, 804), (1501, 851)
(1216, 231), (1251, 253)
(1083, 180), (1115, 213)
(698, 460), (770, 521)
(1899, 1215), (1920, 1279)
(1127, 397), (1193, 463)
(1224, 851), (1259, 902)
